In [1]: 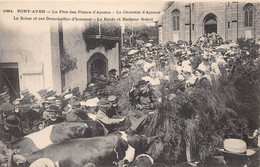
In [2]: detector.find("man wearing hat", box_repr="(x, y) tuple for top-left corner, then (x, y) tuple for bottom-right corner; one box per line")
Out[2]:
(55, 97), (63, 111)
(90, 72), (99, 84)
(63, 94), (77, 116)
(0, 102), (23, 140)
(42, 97), (56, 112)
(20, 88), (40, 115)
(13, 98), (22, 120)
(71, 87), (81, 99)
(108, 69), (119, 84)
(3, 114), (24, 139)
(96, 75), (109, 98)
(219, 138), (256, 167)
(65, 101), (85, 122)
(42, 105), (63, 126)
(20, 88), (38, 104)
(42, 97), (57, 117)
(97, 74), (108, 84)
(129, 80), (153, 109)
(96, 97), (124, 133)
(0, 103), (15, 128)
(0, 92), (11, 104)
(37, 89), (48, 101)
(107, 95), (121, 118)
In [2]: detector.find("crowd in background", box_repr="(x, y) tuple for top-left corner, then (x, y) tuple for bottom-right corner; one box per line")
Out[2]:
(0, 32), (259, 167)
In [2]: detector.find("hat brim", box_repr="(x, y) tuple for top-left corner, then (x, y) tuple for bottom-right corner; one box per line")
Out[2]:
(4, 117), (20, 128)
(97, 103), (111, 108)
(21, 91), (29, 94)
(4, 122), (20, 128)
(30, 158), (55, 167)
(46, 109), (58, 112)
(135, 81), (149, 87)
(46, 91), (57, 97)
(64, 96), (76, 100)
(218, 149), (256, 156)
(44, 101), (56, 104)
(72, 105), (81, 109)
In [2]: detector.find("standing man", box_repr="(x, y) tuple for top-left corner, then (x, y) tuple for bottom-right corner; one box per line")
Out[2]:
(20, 88), (40, 132)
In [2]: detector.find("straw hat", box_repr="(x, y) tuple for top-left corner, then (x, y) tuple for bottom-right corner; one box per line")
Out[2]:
(64, 94), (76, 100)
(47, 105), (59, 112)
(46, 90), (57, 98)
(219, 138), (255, 156)
(108, 95), (117, 103)
(72, 101), (81, 109)
(20, 88), (29, 94)
(44, 97), (56, 104)
(0, 92), (8, 98)
(13, 99), (21, 105)
(29, 158), (56, 167)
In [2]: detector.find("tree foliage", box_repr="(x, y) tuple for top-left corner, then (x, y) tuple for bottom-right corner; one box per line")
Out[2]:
(60, 49), (78, 74)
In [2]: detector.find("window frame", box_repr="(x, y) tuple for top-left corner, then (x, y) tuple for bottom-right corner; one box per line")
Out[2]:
(172, 9), (180, 31)
(244, 3), (254, 27)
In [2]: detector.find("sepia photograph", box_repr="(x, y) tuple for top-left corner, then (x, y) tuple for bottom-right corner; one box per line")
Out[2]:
(0, 0), (259, 166)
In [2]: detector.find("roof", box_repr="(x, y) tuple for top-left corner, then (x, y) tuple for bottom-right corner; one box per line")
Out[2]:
(162, 1), (175, 12)
(84, 35), (121, 42)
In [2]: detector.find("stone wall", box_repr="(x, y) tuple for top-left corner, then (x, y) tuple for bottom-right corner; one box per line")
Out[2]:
(0, 21), (57, 95)
(161, 2), (260, 44)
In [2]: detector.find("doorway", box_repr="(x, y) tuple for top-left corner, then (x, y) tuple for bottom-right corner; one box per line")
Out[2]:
(204, 13), (217, 34)
(0, 63), (20, 102)
(87, 53), (108, 83)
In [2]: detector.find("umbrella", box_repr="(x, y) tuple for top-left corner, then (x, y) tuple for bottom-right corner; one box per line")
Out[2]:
(128, 50), (139, 55)
(145, 43), (153, 47)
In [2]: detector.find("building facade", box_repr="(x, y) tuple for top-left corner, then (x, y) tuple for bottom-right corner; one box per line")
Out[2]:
(0, 21), (120, 99)
(159, 2), (260, 44)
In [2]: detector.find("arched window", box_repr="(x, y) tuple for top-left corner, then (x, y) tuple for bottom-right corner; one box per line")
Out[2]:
(244, 3), (254, 27)
(172, 9), (180, 31)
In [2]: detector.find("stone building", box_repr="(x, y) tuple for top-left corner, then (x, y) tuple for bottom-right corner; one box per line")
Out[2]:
(0, 21), (120, 99)
(159, 1), (260, 44)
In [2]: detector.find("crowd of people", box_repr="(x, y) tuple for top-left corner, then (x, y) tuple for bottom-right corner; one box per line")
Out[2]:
(0, 32), (259, 166)
(0, 67), (158, 144)
(121, 33), (241, 90)
(119, 33), (260, 166)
